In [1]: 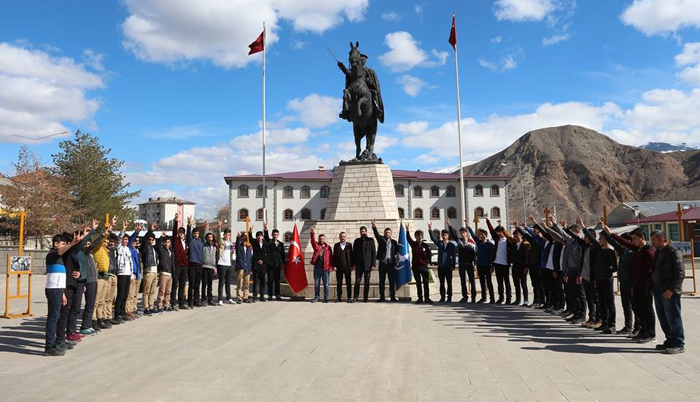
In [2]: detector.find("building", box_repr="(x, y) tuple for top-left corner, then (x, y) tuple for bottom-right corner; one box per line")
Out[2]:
(607, 200), (700, 226)
(622, 206), (700, 246)
(223, 168), (512, 241)
(137, 197), (196, 230)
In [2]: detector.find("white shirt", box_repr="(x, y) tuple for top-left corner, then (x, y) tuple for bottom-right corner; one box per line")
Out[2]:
(340, 242), (347, 250)
(544, 241), (555, 270)
(494, 238), (509, 265)
(218, 240), (234, 266)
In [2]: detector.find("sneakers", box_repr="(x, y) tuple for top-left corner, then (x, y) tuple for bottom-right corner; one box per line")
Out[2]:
(208, 301), (217, 306)
(617, 327), (633, 335)
(458, 297), (467, 303)
(590, 321), (603, 329)
(311, 298), (318, 303)
(226, 298), (236, 305)
(425, 298), (434, 304)
(602, 327), (617, 335)
(79, 328), (97, 336)
(477, 298), (486, 304)
(656, 342), (669, 350)
(663, 346), (685, 355)
(217, 300), (224, 306)
(415, 298), (424, 304)
(66, 333), (82, 343)
(44, 346), (66, 356)
(571, 317), (586, 325)
(496, 298), (504, 305)
(637, 337), (657, 344)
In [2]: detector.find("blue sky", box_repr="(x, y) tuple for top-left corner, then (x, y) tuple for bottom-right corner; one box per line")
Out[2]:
(1, 0), (699, 217)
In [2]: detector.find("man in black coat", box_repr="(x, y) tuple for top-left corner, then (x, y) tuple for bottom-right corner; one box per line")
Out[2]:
(352, 226), (376, 302)
(372, 220), (399, 302)
(332, 232), (354, 303)
(651, 230), (686, 354)
(264, 223), (286, 301)
(249, 228), (269, 302)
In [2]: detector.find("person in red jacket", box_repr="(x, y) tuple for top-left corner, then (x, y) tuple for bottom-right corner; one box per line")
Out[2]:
(171, 213), (190, 311)
(310, 227), (332, 303)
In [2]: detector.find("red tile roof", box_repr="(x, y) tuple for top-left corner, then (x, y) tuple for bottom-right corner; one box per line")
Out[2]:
(623, 207), (700, 224)
(224, 169), (511, 183)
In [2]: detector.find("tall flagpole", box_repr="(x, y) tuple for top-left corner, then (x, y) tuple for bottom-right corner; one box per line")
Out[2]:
(262, 22), (267, 222)
(453, 14), (466, 225)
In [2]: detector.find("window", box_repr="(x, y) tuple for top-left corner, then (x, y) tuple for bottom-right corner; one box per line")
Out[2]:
(414, 208), (423, 219)
(283, 185), (294, 199)
(430, 186), (440, 198)
(301, 208), (311, 220)
(490, 185), (500, 197)
(256, 185), (264, 198)
(447, 207), (457, 219)
(474, 207), (484, 218)
(398, 208), (405, 219)
(300, 186), (311, 199)
(238, 208), (249, 221)
(446, 185), (456, 197)
(694, 224), (700, 238)
(491, 207), (501, 219)
(320, 186), (330, 198)
(238, 185), (249, 198)
(474, 185), (483, 197)
(413, 186), (423, 198)
(667, 223), (680, 242)
(320, 208), (326, 220)
(284, 232), (293, 242)
(283, 209), (293, 221)
(431, 208), (440, 219)
(395, 184), (405, 197)
(256, 208), (264, 221)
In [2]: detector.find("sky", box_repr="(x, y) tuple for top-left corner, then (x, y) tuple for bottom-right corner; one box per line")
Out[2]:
(1, 0), (700, 217)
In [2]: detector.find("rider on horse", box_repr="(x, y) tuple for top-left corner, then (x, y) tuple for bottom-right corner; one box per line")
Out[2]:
(337, 51), (384, 124)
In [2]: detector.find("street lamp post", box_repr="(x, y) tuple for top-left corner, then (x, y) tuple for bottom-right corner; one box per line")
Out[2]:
(502, 162), (527, 223)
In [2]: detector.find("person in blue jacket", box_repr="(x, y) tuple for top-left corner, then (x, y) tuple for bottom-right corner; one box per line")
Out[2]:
(468, 223), (495, 303)
(236, 233), (253, 303)
(186, 216), (205, 308)
(428, 223), (456, 303)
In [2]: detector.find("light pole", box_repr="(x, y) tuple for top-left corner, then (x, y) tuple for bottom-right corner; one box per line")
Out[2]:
(501, 162), (527, 223)
(1, 130), (68, 156)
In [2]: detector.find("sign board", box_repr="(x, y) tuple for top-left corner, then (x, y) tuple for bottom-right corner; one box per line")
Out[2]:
(675, 241), (693, 257)
(9, 256), (31, 272)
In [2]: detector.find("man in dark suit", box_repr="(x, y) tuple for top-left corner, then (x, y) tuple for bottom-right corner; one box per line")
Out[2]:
(372, 220), (399, 302)
(249, 228), (269, 302)
(264, 223), (286, 301)
(352, 226), (376, 303)
(333, 232), (354, 303)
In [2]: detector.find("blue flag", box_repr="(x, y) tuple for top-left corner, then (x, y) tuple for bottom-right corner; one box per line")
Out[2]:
(395, 222), (412, 289)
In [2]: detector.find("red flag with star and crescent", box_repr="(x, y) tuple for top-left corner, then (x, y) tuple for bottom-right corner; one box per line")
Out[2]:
(283, 223), (308, 294)
(248, 31), (264, 55)
(449, 14), (457, 50)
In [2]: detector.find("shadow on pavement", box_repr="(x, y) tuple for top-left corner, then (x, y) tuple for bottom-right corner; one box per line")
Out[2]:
(0, 316), (47, 356)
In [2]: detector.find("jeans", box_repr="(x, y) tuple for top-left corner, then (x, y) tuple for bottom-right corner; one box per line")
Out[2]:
(354, 269), (371, 300)
(494, 264), (512, 301)
(202, 268), (215, 302)
(378, 262), (397, 300)
(438, 266), (453, 299)
(335, 269), (352, 300)
(568, 279), (587, 318)
(596, 277), (616, 327)
(267, 265), (281, 298)
(57, 286), (75, 342)
(314, 266), (329, 301)
(217, 265), (233, 301)
(45, 288), (64, 349)
(477, 265), (494, 301)
(171, 265), (188, 307)
(583, 279), (598, 321)
(67, 282), (84, 333)
(634, 284), (656, 338)
(458, 263), (476, 300)
(512, 264), (528, 302)
(115, 275), (131, 317)
(619, 282), (637, 330)
(529, 264), (543, 304)
(653, 287), (685, 348)
(188, 264), (202, 306)
(81, 281), (98, 330)
(252, 266), (267, 299)
(413, 267), (430, 300)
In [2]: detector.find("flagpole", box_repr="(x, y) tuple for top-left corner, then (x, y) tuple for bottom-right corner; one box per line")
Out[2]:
(262, 21), (267, 223)
(453, 14), (467, 225)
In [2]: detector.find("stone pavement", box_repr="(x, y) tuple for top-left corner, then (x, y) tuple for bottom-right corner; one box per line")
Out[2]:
(1, 277), (700, 402)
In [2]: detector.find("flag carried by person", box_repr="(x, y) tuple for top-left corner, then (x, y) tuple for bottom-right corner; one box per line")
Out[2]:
(284, 223), (308, 294)
(395, 222), (412, 289)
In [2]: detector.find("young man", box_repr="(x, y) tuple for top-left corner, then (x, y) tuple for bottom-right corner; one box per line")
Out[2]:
(62, 224), (98, 343)
(186, 216), (204, 308)
(526, 217), (558, 312)
(310, 227), (333, 303)
(127, 233), (143, 319)
(332, 231), (353, 303)
(486, 216), (514, 305)
(80, 224), (103, 334)
(156, 234), (174, 312)
(546, 219), (586, 324)
(601, 229), (638, 335)
(250, 228), (269, 302)
(140, 223), (159, 315)
(372, 221), (399, 302)
(216, 221), (236, 305)
(115, 221), (139, 322)
(428, 223), (456, 303)
(515, 224), (544, 307)
(92, 217), (115, 329)
(406, 224), (433, 304)
(467, 224), (495, 303)
(650, 230), (685, 354)
(607, 226), (656, 342)
(171, 214), (190, 310)
(583, 222), (618, 334)
(201, 224), (217, 306)
(236, 232), (253, 303)
(352, 226), (376, 303)
(510, 229), (530, 306)
(264, 223), (286, 301)
(447, 219), (477, 303)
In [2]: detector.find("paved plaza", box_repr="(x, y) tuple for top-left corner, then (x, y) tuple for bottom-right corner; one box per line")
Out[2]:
(1, 277), (700, 402)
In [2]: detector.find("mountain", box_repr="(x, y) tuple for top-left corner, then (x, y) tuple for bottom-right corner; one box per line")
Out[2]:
(460, 125), (700, 222)
(639, 142), (698, 152)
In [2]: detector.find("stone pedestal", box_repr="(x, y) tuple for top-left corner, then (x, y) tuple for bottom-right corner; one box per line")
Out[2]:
(280, 163), (415, 300)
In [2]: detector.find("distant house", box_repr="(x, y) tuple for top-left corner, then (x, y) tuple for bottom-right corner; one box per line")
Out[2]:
(137, 197), (196, 230)
(622, 206), (700, 246)
(607, 200), (700, 227)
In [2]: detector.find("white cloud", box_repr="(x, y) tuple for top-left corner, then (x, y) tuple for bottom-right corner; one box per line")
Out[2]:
(675, 42), (700, 85)
(291, 40), (307, 50)
(621, 0), (700, 36)
(494, 0), (557, 22)
(491, 36), (502, 44)
(381, 12), (402, 22)
(542, 32), (570, 46)
(0, 42), (104, 141)
(286, 93), (340, 128)
(396, 74), (427, 97)
(678, 64), (700, 85)
(121, 0), (369, 69)
(379, 31), (448, 72)
(414, 5), (423, 16)
(478, 54), (518, 72)
(82, 49), (106, 71)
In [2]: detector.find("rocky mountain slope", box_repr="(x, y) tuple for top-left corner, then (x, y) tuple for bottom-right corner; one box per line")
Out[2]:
(460, 125), (700, 222)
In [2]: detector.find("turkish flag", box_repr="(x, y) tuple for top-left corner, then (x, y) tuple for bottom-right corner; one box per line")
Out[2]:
(448, 15), (457, 50)
(248, 31), (264, 55)
(283, 223), (308, 294)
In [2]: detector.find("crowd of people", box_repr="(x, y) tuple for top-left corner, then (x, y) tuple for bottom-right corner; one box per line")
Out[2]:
(43, 212), (687, 356)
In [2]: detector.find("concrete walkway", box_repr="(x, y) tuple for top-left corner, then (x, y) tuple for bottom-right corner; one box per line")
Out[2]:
(1, 277), (699, 402)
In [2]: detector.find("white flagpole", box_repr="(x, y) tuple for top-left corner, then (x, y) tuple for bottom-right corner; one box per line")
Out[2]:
(262, 22), (267, 222)
(453, 14), (467, 225)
